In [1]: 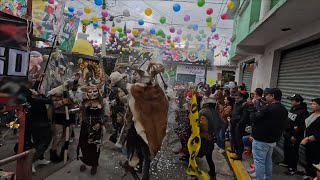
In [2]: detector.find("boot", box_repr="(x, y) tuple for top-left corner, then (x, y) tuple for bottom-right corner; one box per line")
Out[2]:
(90, 166), (97, 175)
(50, 150), (61, 163)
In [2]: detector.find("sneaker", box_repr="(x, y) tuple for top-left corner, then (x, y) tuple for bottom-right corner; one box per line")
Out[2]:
(37, 159), (51, 165)
(32, 163), (36, 173)
(250, 172), (256, 178)
(284, 168), (296, 176)
(277, 162), (288, 167)
(218, 149), (225, 154)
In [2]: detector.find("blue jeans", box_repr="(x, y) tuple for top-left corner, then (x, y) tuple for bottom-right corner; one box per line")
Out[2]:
(252, 140), (276, 180)
(216, 128), (225, 149)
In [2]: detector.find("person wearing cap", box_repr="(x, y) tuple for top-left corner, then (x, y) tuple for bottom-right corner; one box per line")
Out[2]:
(301, 98), (320, 179)
(278, 94), (309, 175)
(250, 88), (288, 180)
(197, 94), (223, 179)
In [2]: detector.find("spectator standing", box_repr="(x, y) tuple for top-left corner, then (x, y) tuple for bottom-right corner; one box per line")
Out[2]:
(278, 94), (309, 175)
(217, 96), (234, 153)
(250, 88), (288, 180)
(253, 88), (264, 111)
(27, 89), (52, 173)
(301, 98), (320, 180)
(229, 92), (245, 160)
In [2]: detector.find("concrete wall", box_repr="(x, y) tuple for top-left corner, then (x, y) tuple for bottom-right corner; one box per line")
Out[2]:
(234, 18), (320, 92)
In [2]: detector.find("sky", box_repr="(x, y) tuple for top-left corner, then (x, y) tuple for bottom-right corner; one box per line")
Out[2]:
(66, 0), (234, 51)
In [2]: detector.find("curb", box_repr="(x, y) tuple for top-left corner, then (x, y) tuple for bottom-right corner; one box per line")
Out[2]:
(225, 144), (252, 180)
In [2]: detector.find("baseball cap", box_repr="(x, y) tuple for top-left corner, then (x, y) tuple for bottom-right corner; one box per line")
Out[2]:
(287, 94), (304, 102)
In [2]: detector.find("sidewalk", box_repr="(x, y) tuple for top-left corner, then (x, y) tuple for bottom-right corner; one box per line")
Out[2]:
(226, 143), (305, 180)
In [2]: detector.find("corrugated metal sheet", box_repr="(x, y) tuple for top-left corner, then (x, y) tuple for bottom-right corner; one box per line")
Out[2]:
(242, 65), (253, 93)
(277, 41), (320, 166)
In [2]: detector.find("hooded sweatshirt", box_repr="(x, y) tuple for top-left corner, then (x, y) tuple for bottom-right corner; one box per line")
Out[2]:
(285, 103), (309, 140)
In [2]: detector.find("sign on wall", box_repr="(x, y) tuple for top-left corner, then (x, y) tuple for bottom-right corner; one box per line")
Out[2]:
(176, 65), (218, 85)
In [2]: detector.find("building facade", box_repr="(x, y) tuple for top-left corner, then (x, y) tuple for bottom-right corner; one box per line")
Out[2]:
(231, 0), (320, 110)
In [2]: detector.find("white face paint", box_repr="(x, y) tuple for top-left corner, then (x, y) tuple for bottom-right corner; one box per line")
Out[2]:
(87, 88), (99, 99)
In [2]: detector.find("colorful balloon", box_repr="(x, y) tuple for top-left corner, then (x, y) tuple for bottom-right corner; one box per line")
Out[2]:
(126, 29), (132, 34)
(101, 10), (108, 17)
(67, 12), (73, 18)
(138, 19), (144, 25)
(111, 27), (117, 32)
(77, 10), (83, 16)
(167, 35), (171, 39)
(84, 7), (91, 14)
(132, 29), (139, 35)
(221, 13), (228, 20)
(184, 15), (190, 22)
(211, 27), (216, 32)
(192, 24), (198, 31)
(169, 27), (175, 33)
(92, 16), (98, 22)
(173, 3), (181, 12)
(48, 0), (54, 4)
(206, 16), (212, 23)
(150, 28), (156, 34)
(160, 16), (166, 24)
(207, 21), (213, 27)
(145, 8), (152, 16)
(82, 18), (89, 25)
(206, 8), (213, 15)
(177, 29), (182, 35)
(94, 0), (102, 6)
(68, 6), (75, 13)
(227, 1), (235, 10)
(197, 0), (205, 7)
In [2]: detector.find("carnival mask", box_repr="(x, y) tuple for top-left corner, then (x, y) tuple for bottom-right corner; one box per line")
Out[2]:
(87, 87), (100, 99)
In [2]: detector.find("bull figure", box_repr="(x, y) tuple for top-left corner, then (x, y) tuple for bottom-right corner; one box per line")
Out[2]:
(120, 63), (169, 180)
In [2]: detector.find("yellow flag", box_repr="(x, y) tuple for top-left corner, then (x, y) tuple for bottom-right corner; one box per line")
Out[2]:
(186, 91), (208, 179)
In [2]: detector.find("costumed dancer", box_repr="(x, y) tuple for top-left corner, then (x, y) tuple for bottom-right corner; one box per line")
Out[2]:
(48, 72), (82, 162)
(120, 63), (169, 180)
(108, 71), (128, 144)
(77, 81), (106, 175)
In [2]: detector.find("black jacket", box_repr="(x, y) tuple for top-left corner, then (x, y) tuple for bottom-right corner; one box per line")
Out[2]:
(305, 115), (320, 143)
(284, 103), (309, 140)
(27, 94), (52, 128)
(251, 102), (288, 143)
(231, 100), (245, 126)
(199, 105), (223, 135)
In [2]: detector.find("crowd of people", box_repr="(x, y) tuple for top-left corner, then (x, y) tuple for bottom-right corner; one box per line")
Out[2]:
(173, 81), (320, 180)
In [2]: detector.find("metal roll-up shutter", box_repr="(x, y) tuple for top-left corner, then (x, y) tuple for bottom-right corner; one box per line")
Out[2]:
(277, 40), (320, 166)
(242, 64), (253, 93)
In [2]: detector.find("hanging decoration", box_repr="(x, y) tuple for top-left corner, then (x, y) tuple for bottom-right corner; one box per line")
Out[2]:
(77, 10), (84, 16)
(173, 3), (181, 12)
(68, 6), (75, 13)
(169, 27), (175, 33)
(206, 8), (213, 15)
(138, 19), (144, 25)
(184, 15), (190, 22)
(207, 22), (213, 27)
(206, 16), (212, 23)
(92, 15), (98, 22)
(197, 0), (205, 7)
(160, 16), (166, 24)
(94, 0), (103, 6)
(145, 8), (152, 16)
(221, 13), (228, 20)
(227, 1), (235, 10)
(84, 6), (91, 14)
(101, 10), (108, 17)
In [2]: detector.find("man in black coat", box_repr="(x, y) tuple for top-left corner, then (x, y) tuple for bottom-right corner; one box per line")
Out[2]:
(250, 88), (288, 180)
(278, 94), (309, 175)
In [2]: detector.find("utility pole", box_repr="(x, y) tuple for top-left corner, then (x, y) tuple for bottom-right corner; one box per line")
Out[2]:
(204, 37), (211, 85)
(101, 0), (107, 57)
